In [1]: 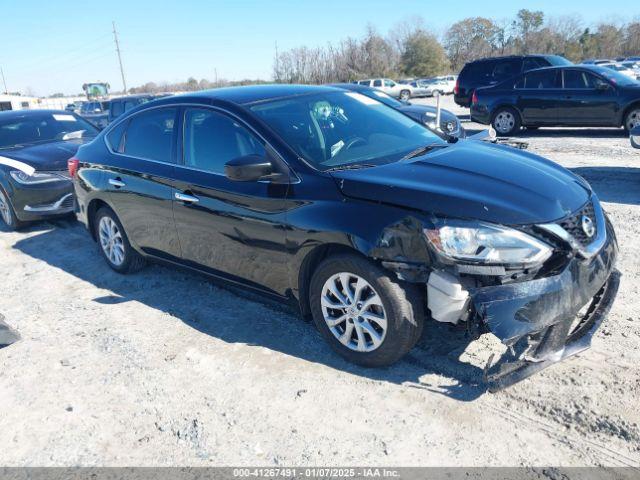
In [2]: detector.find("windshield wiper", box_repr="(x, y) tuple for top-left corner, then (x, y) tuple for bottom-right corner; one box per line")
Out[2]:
(401, 143), (448, 160)
(325, 163), (376, 172)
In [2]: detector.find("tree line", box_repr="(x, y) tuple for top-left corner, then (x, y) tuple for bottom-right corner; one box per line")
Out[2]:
(127, 10), (640, 93)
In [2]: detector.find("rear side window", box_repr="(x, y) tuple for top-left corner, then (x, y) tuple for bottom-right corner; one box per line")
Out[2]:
(183, 108), (265, 174)
(492, 59), (521, 80)
(123, 107), (177, 163)
(106, 120), (127, 152)
(516, 70), (559, 89)
(523, 58), (545, 71)
(461, 61), (493, 80)
(373, 79), (382, 87)
(358, 80), (370, 86)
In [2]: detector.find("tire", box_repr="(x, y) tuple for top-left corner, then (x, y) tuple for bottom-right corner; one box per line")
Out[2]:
(491, 107), (521, 136)
(94, 206), (146, 273)
(399, 90), (411, 102)
(0, 186), (25, 231)
(623, 107), (640, 132)
(309, 254), (424, 367)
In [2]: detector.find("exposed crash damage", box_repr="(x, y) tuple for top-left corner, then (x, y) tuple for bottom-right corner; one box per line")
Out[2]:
(368, 194), (619, 391)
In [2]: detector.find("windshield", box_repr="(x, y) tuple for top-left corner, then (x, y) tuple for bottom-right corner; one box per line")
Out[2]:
(592, 66), (640, 87)
(0, 112), (99, 148)
(250, 91), (444, 171)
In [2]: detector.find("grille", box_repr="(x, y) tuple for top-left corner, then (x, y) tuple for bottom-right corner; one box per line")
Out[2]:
(558, 201), (596, 248)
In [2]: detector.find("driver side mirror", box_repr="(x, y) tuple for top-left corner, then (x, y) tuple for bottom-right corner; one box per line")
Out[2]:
(224, 154), (276, 182)
(631, 126), (640, 149)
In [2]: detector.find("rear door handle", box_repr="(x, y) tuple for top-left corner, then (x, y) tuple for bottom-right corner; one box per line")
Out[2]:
(108, 178), (125, 188)
(175, 192), (199, 203)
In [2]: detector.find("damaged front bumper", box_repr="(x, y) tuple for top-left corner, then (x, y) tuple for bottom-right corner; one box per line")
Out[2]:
(471, 224), (619, 392)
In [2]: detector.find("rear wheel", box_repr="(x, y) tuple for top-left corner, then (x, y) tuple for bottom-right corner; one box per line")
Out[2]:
(94, 207), (146, 273)
(309, 254), (423, 367)
(0, 186), (24, 231)
(624, 107), (640, 132)
(492, 107), (521, 136)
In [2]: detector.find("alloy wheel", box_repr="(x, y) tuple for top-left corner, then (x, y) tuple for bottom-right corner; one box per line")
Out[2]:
(98, 216), (125, 266)
(626, 109), (640, 131)
(320, 272), (387, 352)
(494, 111), (516, 134)
(400, 91), (410, 101)
(0, 189), (12, 225)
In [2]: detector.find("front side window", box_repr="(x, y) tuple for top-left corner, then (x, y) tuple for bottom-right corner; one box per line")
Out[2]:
(523, 58), (544, 71)
(183, 108), (265, 174)
(249, 91), (444, 171)
(123, 107), (177, 163)
(384, 79), (395, 87)
(563, 70), (600, 88)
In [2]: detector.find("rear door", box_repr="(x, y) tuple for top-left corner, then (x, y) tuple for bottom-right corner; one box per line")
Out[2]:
(559, 69), (619, 125)
(172, 106), (291, 295)
(104, 107), (182, 260)
(514, 69), (562, 124)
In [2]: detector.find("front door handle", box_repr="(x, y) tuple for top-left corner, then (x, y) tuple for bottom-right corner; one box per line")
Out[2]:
(108, 178), (125, 188)
(175, 192), (199, 203)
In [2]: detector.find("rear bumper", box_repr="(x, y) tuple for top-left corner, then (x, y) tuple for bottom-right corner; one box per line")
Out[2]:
(470, 104), (491, 124)
(471, 221), (619, 391)
(454, 94), (470, 107)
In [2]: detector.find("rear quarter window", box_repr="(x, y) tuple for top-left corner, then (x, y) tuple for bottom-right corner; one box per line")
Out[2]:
(106, 120), (127, 152)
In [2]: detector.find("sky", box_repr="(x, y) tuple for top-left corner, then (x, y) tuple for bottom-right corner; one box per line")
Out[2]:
(0, 0), (632, 96)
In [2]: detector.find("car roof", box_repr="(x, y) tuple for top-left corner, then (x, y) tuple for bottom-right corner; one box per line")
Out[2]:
(468, 54), (561, 64)
(0, 109), (73, 119)
(172, 84), (344, 105)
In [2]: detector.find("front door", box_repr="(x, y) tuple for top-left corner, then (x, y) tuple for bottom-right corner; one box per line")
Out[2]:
(559, 69), (619, 125)
(172, 107), (291, 296)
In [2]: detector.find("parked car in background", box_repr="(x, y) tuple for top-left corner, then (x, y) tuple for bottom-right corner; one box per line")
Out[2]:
(79, 100), (110, 129)
(332, 83), (464, 137)
(600, 62), (638, 81)
(621, 61), (640, 78)
(409, 79), (451, 97)
(0, 110), (99, 229)
(455, 54), (573, 107)
(71, 85), (619, 389)
(108, 94), (171, 123)
(356, 78), (413, 101)
(470, 65), (640, 135)
(631, 125), (640, 148)
(433, 75), (457, 94)
(582, 59), (616, 65)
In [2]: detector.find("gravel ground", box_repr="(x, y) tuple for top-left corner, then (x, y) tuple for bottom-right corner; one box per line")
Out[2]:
(0, 95), (639, 467)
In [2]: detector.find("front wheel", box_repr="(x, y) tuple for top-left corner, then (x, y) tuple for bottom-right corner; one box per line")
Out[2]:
(309, 254), (423, 367)
(624, 107), (640, 132)
(94, 207), (146, 273)
(0, 186), (24, 231)
(399, 90), (411, 102)
(491, 107), (521, 136)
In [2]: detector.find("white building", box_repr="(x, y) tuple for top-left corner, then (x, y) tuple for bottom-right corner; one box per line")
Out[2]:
(0, 94), (86, 112)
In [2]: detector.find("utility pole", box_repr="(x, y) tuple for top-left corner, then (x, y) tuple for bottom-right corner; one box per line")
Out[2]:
(0, 67), (7, 94)
(214, 68), (218, 87)
(112, 21), (127, 94)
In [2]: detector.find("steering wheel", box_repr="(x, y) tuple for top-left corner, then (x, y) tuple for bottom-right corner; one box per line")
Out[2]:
(344, 136), (367, 150)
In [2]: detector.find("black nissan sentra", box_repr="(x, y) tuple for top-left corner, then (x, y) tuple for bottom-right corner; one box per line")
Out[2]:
(0, 110), (99, 229)
(71, 85), (619, 390)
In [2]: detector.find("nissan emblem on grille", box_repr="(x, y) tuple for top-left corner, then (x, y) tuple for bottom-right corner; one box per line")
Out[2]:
(582, 215), (595, 238)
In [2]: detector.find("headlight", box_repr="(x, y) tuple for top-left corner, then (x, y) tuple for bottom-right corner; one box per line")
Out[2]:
(424, 221), (552, 267)
(10, 170), (67, 185)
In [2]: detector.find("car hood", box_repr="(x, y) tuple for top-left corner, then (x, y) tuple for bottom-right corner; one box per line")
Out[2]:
(330, 141), (591, 225)
(0, 139), (89, 172)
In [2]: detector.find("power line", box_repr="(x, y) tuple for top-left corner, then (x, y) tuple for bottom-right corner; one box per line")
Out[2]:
(112, 21), (127, 93)
(1, 67), (7, 93)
